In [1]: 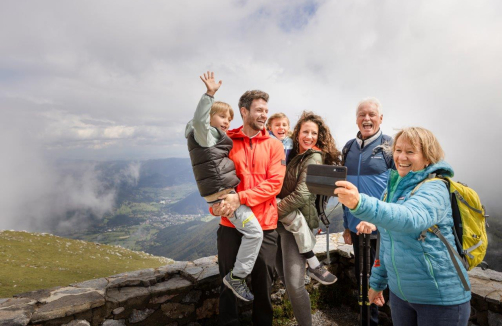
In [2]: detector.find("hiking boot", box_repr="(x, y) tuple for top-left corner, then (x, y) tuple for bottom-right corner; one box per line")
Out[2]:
(223, 272), (254, 301)
(308, 263), (337, 285)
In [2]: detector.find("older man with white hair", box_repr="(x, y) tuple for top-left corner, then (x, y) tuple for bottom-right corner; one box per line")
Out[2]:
(341, 98), (395, 326)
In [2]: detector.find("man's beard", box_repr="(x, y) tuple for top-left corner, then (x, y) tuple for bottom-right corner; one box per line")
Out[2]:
(247, 119), (263, 131)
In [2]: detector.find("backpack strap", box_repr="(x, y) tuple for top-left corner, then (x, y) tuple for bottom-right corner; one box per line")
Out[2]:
(380, 134), (394, 169)
(413, 175), (471, 291)
(428, 226), (470, 291)
(342, 138), (356, 166)
(317, 195), (330, 227)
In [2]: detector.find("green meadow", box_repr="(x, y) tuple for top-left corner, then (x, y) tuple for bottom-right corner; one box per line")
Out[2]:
(0, 230), (172, 298)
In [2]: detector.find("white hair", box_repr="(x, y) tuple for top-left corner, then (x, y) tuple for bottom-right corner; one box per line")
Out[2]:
(356, 97), (382, 116)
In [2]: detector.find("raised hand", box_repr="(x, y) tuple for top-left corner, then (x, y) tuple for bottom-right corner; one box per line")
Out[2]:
(200, 71), (222, 97)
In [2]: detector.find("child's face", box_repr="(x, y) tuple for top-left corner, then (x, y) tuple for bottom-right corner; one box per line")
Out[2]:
(210, 110), (232, 132)
(270, 118), (290, 140)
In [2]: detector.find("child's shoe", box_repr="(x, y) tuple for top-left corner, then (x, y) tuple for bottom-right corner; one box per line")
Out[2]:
(308, 263), (337, 285)
(223, 271), (254, 301)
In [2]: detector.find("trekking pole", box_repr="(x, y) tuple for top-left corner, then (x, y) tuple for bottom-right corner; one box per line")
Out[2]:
(326, 224), (330, 263)
(358, 233), (364, 325)
(364, 234), (371, 326)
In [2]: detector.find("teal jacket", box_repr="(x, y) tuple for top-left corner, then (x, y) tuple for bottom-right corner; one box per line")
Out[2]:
(351, 161), (471, 305)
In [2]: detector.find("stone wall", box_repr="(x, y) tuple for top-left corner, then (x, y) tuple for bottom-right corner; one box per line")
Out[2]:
(0, 232), (501, 326)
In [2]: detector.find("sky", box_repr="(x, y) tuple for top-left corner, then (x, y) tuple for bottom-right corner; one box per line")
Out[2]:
(1, 0), (501, 230)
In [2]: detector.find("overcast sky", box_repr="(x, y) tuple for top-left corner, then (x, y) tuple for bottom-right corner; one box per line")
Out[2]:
(1, 0), (501, 230)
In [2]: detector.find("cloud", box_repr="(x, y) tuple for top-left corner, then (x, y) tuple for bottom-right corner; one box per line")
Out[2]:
(0, 112), (141, 231)
(0, 0), (501, 226)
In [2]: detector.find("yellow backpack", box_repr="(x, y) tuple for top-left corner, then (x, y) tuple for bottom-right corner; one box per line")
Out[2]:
(412, 174), (489, 291)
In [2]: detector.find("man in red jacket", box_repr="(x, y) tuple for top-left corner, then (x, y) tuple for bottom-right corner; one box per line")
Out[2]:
(212, 90), (286, 326)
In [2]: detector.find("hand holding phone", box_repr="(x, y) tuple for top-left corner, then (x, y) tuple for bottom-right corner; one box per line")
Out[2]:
(306, 165), (347, 197)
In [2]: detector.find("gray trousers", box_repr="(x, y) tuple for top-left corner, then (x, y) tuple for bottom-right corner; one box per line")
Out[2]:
(276, 223), (312, 326)
(221, 204), (263, 278)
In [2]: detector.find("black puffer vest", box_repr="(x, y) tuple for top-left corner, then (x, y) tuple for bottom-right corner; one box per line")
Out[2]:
(187, 129), (240, 197)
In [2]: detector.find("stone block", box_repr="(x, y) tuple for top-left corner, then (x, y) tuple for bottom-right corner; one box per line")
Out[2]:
(197, 264), (220, 285)
(149, 276), (193, 295)
(0, 298), (35, 309)
(71, 308), (93, 322)
(486, 290), (502, 306)
(30, 291), (105, 323)
(107, 269), (156, 289)
(106, 287), (149, 304)
(63, 320), (91, 326)
(182, 291), (201, 303)
(193, 256), (217, 267)
(14, 286), (62, 302)
(470, 277), (492, 299)
(91, 300), (117, 324)
(196, 298), (218, 320)
(149, 294), (177, 305)
(161, 302), (195, 319)
(41, 287), (105, 304)
(469, 268), (502, 282)
(128, 308), (155, 323)
(72, 278), (108, 291)
(0, 303), (33, 326)
(488, 311), (502, 326)
(112, 307), (125, 315)
(102, 320), (126, 326)
(42, 315), (75, 326)
(155, 261), (189, 279)
(182, 266), (204, 282)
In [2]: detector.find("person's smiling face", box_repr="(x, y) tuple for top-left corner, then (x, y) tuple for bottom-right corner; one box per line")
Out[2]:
(297, 121), (318, 154)
(356, 103), (382, 139)
(393, 136), (430, 177)
(210, 110), (231, 132)
(242, 98), (268, 132)
(270, 118), (290, 140)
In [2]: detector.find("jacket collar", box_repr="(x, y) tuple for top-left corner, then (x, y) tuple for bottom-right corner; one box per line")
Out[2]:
(388, 160), (454, 192)
(227, 126), (270, 140)
(356, 129), (382, 149)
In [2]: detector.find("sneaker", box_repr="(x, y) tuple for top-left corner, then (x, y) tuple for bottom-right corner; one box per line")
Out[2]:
(223, 272), (254, 301)
(308, 263), (337, 285)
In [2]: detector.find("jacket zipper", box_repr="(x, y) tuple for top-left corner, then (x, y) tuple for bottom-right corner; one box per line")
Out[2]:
(357, 152), (362, 189)
(424, 253), (439, 289)
(388, 230), (408, 301)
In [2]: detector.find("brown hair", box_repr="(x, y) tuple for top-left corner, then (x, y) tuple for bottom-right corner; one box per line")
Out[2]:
(210, 101), (234, 121)
(392, 127), (444, 164)
(290, 111), (341, 165)
(238, 90), (269, 112)
(266, 112), (292, 137)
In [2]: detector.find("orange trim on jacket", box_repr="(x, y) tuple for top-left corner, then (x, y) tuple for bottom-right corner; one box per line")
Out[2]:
(219, 126), (286, 230)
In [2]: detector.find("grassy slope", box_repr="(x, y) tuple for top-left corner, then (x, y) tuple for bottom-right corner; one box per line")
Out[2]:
(0, 230), (172, 298)
(147, 219), (219, 261)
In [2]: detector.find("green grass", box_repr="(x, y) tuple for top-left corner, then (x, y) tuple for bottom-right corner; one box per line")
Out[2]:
(78, 224), (159, 251)
(0, 230), (172, 298)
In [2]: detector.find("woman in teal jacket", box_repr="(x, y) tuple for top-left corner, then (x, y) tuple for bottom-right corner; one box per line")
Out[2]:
(336, 127), (470, 326)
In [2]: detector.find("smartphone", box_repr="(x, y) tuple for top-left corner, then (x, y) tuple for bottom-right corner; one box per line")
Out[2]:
(306, 165), (347, 197)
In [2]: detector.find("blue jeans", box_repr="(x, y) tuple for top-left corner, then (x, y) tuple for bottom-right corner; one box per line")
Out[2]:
(390, 291), (470, 326)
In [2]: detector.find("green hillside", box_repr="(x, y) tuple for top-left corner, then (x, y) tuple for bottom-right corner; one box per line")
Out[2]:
(0, 230), (173, 298)
(147, 218), (219, 261)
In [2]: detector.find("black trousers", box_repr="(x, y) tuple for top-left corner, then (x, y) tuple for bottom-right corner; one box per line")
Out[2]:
(217, 225), (278, 326)
(351, 231), (379, 326)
